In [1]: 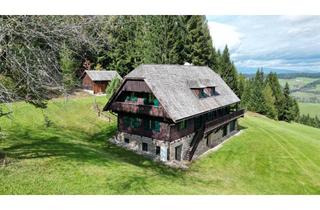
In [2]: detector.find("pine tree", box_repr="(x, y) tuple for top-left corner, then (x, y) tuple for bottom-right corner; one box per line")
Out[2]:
(250, 69), (266, 113)
(281, 82), (295, 122)
(59, 43), (78, 93)
(265, 72), (285, 119)
(291, 98), (300, 121)
(217, 46), (239, 95)
(262, 83), (278, 119)
(106, 16), (144, 77)
(184, 15), (214, 65)
(240, 78), (253, 110)
(142, 16), (186, 64)
(237, 73), (246, 99)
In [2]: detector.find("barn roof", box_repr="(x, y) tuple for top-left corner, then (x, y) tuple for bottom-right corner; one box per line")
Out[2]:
(105, 64), (240, 122)
(84, 70), (122, 81)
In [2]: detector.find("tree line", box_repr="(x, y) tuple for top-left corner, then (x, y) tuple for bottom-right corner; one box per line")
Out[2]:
(0, 16), (237, 106)
(0, 15), (303, 126)
(297, 114), (320, 129)
(238, 69), (299, 122)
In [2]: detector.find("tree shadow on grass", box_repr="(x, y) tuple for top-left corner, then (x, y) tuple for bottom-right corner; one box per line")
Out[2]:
(238, 124), (248, 131)
(3, 125), (185, 181)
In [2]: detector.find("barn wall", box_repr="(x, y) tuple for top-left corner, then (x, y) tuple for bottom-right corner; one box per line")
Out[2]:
(82, 74), (93, 90)
(93, 81), (108, 94)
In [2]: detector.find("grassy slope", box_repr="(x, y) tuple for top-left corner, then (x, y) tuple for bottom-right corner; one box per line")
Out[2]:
(1, 96), (320, 194)
(299, 103), (320, 117)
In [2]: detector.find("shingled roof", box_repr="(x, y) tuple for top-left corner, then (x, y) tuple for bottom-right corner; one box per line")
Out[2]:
(106, 64), (240, 122)
(84, 70), (122, 81)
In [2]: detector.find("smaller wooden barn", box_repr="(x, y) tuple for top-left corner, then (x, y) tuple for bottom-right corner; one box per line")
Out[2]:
(82, 70), (122, 94)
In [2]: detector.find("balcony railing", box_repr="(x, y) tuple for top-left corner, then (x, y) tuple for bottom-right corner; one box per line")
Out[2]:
(205, 109), (245, 133)
(110, 102), (166, 118)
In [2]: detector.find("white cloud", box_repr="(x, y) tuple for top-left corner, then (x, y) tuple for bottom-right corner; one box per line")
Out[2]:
(207, 16), (320, 73)
(207, 21), (243, 51)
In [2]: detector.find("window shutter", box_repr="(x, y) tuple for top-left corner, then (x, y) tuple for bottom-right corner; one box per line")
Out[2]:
(154, 121), (160, 132)
(144, 119), (150, 131)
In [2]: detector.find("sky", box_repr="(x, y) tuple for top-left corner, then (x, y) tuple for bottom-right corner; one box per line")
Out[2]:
(206, 16), (320, 74)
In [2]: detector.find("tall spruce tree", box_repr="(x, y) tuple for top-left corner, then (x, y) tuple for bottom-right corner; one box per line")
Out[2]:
(240, 78), (254, 110)
(250, 69), (267, 113)
(262, 83), (278, 119)
(281, 82), (296, 122)
(142, 16), (186, 64)
(265, 72), (285, 119)
(237, 73), (246, 99)
(217, 46), (239, 95)
(106, 16), (144, 76)
(184, 15), (214, 65)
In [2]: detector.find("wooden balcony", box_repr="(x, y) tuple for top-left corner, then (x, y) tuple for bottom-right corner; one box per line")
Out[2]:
(205, 109), (245, 133)
(110, 102), (166, 118)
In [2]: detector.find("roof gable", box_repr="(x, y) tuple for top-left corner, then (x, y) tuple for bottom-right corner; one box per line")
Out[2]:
(84, 70), (122, 81)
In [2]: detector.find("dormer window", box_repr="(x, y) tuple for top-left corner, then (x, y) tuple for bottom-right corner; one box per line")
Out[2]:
(187, 79), (216, 99)
(199, 88), (208, 98)
(210, 87), (215, 96)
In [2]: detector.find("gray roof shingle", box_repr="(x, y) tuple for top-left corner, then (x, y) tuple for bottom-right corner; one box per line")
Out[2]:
(85, 70), (122, 81)
(124, 64), (240, 122)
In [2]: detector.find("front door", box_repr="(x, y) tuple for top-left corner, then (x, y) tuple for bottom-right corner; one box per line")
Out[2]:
(175, 145), (182, 161)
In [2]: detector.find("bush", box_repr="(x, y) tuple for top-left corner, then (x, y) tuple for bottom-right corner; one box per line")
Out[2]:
(105, 77), (121, 98)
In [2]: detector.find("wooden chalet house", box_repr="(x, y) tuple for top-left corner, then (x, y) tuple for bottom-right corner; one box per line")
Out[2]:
(104, 64), (244, 162)
(82, 70), (122, 94)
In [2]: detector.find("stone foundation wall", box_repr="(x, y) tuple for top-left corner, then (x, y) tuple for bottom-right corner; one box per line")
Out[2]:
(193, 120), (238, 160)
(111, 120), (239, 163)
(168, 133), (194, 161)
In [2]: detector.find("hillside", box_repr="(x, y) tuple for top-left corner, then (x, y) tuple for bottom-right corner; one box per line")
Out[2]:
(299, 102), (320, 118)
(1, 96), (320, 194)
(279, 77), (320, 103)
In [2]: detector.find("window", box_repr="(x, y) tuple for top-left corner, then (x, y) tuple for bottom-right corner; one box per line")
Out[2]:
(230, 120), (236, 132)
(210, 87), (215, 96)
(156, 146), (160, 155)
(142, 143), (148, 151)
(131, 118), (141, 128)
(175, 145), (182, 161)
(125, 92), (138, 102)
(142, 93), (159, 107)
(143, 119), (160, 132)
(199, 89), (207, 98)
(223, 125), (228, 137)
(124, 138), (129, 144)
(123, 116), (141, 129)
(178, 120), (187, 130)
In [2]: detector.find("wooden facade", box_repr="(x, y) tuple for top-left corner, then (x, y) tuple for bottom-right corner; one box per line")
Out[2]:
(104, 65), (244, 162)
(82, 74), (109, 94)
(110, 79), (244, 142)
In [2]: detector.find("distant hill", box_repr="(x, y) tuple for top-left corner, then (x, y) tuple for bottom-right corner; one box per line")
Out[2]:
(239, 67), (320, 79)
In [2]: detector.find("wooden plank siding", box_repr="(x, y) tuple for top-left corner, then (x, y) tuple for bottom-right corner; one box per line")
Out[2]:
(121, 80), (151, 93)
(82, 74), (93, 90)
(82, 74), (109, 94)
(169, 118), (195, 140)
(118, 112), (171, 140)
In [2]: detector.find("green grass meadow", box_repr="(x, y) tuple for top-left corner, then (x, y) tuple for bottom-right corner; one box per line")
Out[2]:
(299, 103), (320, 117)
(279, 77), (320, 103)
(279, 77), (318, 91)
(1, 96), (320, 194)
